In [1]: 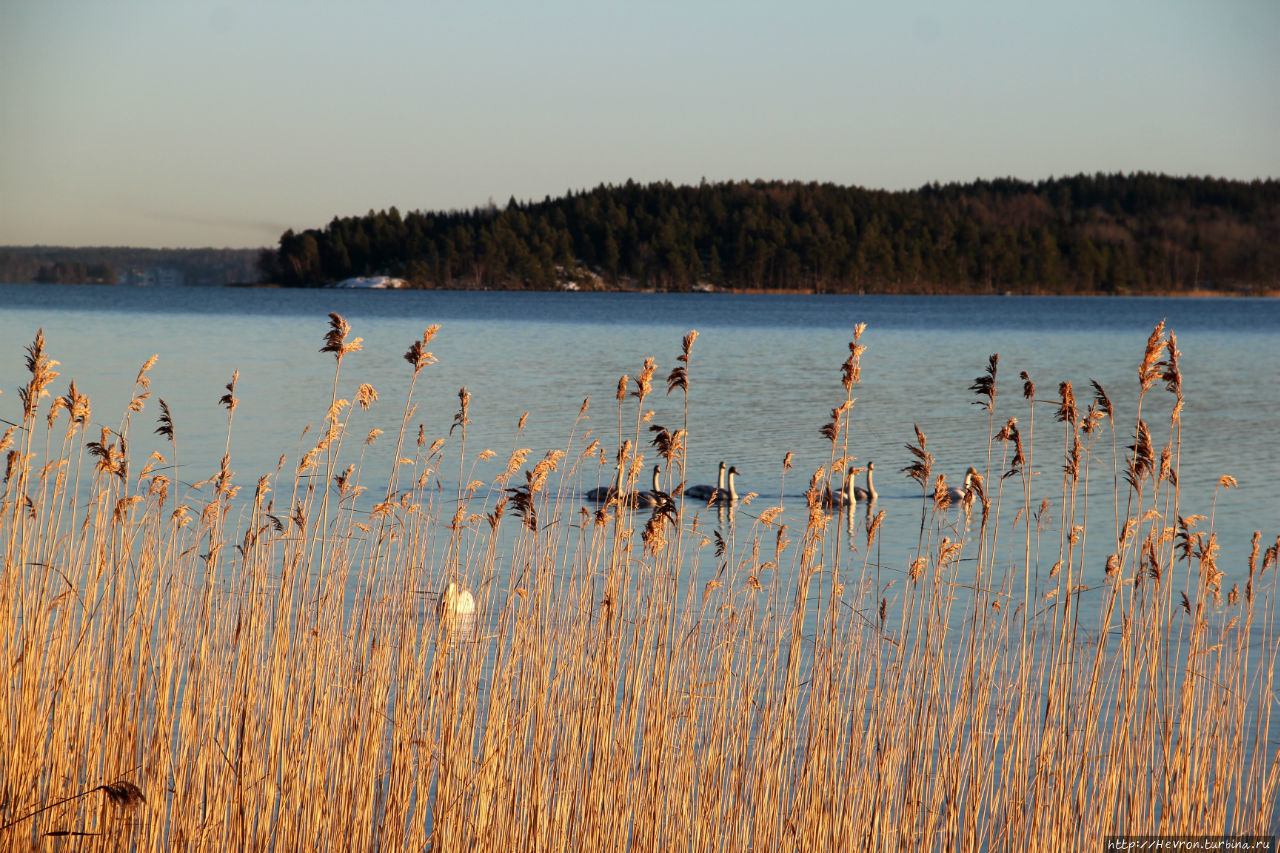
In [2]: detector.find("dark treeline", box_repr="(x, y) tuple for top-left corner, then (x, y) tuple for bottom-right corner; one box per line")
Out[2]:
(34, 261), (117, 284)
(0, 247), (263, 286)
(265, 173), (1280, 294)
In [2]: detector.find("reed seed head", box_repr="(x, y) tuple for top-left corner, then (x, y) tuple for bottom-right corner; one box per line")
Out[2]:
(970, 353), (998, 410)
(355, 383), (378, 410)
(1139, 320), (1166, 391)
(20, 329), (60, 420)
(155, 398), (175, 440)
(902, 424), (933, 487)
(632, 358), (656, 401)
(404, 325), (441, 374)
(97, 780), (146, 809)
(321, 312), (363, 361)
(219, 372), (239, 414)
(450, 387), (472, 435)
(1056, 381), (1077, 426)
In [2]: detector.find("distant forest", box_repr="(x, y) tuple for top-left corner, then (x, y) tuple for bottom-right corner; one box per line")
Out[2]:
(0, 247), (262, 286)
(261, 173), (1280, 295)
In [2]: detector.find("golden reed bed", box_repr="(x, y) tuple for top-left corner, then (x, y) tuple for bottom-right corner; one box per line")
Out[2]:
(1, 316), (1276, 850)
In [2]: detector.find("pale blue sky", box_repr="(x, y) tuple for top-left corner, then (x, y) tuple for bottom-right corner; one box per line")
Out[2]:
(2, 0), (1276, 248)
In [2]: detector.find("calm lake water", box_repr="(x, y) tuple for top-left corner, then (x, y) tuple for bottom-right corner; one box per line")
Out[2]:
(5, 282), (1278, 835)
(2, 283), (1278, 596)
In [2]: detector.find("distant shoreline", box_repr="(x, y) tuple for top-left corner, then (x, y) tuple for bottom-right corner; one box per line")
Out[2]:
(229, 282), (1280, 298)
(6, 280), (1275, 298)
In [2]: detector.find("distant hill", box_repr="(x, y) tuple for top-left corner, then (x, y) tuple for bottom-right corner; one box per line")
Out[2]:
(262, 174), (1280, 295)
(0, 246), (265, 286)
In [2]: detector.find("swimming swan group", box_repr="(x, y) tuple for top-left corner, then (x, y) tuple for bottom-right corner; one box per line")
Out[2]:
(585, 459), (886, 509)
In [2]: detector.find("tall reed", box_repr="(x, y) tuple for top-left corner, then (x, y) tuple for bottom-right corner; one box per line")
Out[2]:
(1, 317), (1275, 850)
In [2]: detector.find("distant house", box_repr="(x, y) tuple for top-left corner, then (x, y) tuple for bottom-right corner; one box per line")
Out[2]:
(120, 267), (185, 286)
(332, 276), (407, 289)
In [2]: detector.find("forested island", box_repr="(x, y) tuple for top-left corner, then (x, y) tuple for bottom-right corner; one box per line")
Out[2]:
(4, 175), (1275, 295)
(260, 173), (1279, 295)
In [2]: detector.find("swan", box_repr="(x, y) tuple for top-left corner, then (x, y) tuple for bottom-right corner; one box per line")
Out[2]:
(854, 461), (878, 502)
(942, 466), (978, 502)
(685, 461), (725, 502)
(708, 466), (739, 504)
(437, 581), (476, 619)
(634, 464), (668, 508)
(825, 461), (877, 507)
(586, 463), (668, 508)
(584, 463), (624, 502)
(823, 466), (857, 507)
